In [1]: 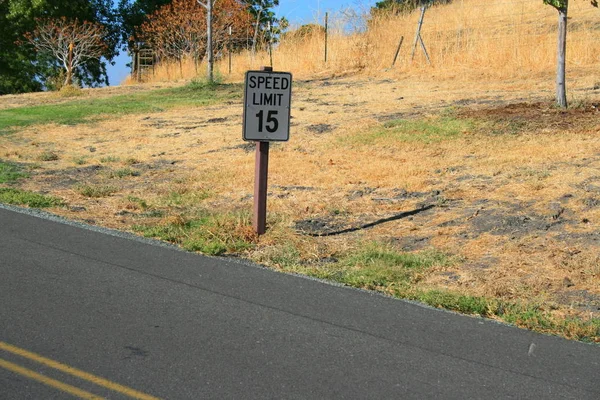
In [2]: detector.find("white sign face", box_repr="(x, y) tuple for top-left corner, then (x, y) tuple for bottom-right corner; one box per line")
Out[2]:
(243, 70), (292, 142)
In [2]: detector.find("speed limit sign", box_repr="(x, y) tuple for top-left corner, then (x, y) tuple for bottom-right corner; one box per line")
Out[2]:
(243, 70), (292, 142)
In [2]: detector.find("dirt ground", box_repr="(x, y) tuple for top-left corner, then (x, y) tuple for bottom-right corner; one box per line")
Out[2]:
(2, 72), (600, 321)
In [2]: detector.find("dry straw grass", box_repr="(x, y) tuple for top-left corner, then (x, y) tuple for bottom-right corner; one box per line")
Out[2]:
(135, 0), (600, 84)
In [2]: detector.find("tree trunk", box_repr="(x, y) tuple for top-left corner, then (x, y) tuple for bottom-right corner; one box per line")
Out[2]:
(65, 68), (73, 87)
(66, 42), (74, 86)
(251, 8), (263, 56)
(132, 48), (138, 81)
(206, 0), (214, 82)
(556, 6), (568, 108)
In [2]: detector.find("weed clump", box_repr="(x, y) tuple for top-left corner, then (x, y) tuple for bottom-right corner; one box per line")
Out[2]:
(37, 151), (59, 162)
(58, 85), (84, 98)
(134, 210), (256, 256)
(76, 184), (118, 198)
(0, 188), (63, 208)
(100, 156), (120, 163)
(107, 168), (140, 179)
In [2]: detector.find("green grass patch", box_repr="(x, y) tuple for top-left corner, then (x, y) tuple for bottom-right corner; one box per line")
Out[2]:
(76, 184), (118, 198)
(0, 188), (63, 208)
(100, 156), (120, 163)
(0, 83), (242, 134)
(410, 290), (494, 317)
(186, 75), (225, 90)
(0, 161), (29, 183)
(107, 168), (140, 179)
(126, 196), (148, 210)
(266, 245), (302, 268)
(307, 242), (453, 291)
(405, 290), (599, 341)
(72, 156), (88, 165)
(346, 115), (476, 146)
(133, 210), (255, 256)
(497, 302), (600, 342)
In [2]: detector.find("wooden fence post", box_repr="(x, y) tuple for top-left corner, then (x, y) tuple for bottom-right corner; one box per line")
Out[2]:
(411, 5), (431, 64)
(391, 35), (404, 67)
(325, 12), (329, 63)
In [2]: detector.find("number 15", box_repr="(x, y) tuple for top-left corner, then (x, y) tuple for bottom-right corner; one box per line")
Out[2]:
(256, 110), (279, 133)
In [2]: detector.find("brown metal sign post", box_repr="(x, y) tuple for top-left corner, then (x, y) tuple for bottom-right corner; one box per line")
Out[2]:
(253, 141), (269, 234)
(243, 66), (292, 235)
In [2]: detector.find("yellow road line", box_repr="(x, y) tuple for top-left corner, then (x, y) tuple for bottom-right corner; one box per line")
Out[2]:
(0, 341), (160, 400)
(0, 358), (104, 400)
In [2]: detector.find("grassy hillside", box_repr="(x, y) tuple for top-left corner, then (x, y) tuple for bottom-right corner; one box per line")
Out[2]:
(137, 0), (600, 84)
(2, 74), (600, 341)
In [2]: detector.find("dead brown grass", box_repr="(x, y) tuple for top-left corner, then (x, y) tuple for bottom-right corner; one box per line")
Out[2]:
(138, 0), (600, 86)
(3, 74), (600, 320)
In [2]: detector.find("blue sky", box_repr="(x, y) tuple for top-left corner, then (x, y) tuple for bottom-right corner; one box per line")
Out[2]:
(275, 0), (364, 25)
(107, 0), (376, 85)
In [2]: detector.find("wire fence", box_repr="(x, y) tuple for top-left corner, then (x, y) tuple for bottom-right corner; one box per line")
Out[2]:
(139, 1), (600, 83)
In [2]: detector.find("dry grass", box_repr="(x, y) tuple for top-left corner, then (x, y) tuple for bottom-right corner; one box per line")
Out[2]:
(2, 73), (600, 339)
(136, 0), (600, 85)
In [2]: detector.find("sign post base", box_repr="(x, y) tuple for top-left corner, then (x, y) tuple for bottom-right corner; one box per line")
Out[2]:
(253, 141), (269, 235)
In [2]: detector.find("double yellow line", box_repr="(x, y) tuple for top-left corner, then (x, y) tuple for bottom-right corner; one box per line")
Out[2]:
(0, 341), (159, 399)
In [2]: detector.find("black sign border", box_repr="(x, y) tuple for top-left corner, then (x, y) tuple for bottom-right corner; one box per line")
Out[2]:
(243, 70), (293, 142)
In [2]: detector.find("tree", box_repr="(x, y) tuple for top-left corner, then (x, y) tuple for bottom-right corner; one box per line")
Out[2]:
(0, 0), (118, 93)
(139, 0), (250, 77)
(117, 0), (173, 80)
(245, 0), (287, 55)
(0, 1), (41, 93)
(196, 0), (215, 82)
(139, 0), (204, 73)
(543, 0), (598, 108)
(117, 0), (172, 50)
(25, 17), (109, 87)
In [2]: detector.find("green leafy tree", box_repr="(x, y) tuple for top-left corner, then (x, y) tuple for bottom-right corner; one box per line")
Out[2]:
(117, 0), (172, 51)
(245, 0), (287, 55)
(0, 1), (41, 93)
(544, 0), (598, 108)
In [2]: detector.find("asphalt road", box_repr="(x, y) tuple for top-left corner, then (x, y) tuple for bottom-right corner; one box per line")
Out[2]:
(1, 205), (599, 399)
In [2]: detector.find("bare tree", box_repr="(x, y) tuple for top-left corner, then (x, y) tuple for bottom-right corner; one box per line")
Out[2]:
(140, 0), (205, 77)
(139, 0), (249, 78)
(26, 17), (108, 87)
